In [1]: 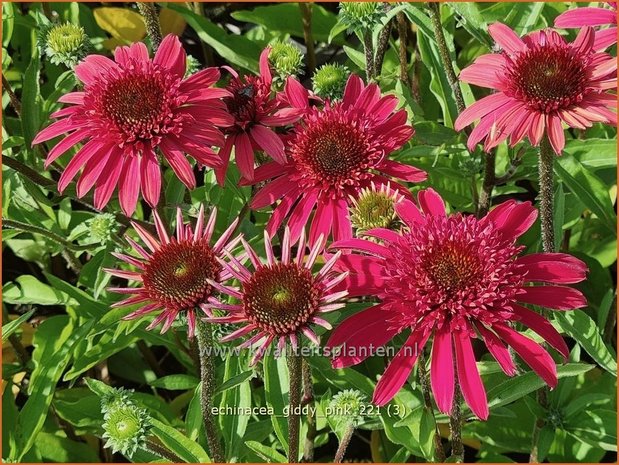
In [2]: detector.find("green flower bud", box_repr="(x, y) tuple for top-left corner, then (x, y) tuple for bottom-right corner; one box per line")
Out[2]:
(269, 41), (304, 78)
(329, 389), (367, 427)
(312, 64), (350, 101)
(457, 156), (482, 177)
(185, 54), (201, 78)
(350, 182), (402, 233)
(101, 389), (150, 458)
(338, 2), (384, 32)
(87, 213), (118, 245)
(38, 22), (91, 67)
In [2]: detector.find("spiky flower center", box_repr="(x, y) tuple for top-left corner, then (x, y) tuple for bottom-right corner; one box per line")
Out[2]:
(224, 75), (272, 127)
(270, 41), (304, 78)
(243, 263), (322, 335)
(506, 44), (589, 113)
(292, 111), (378, 196)
(142, 239), (220, 312)
(384, 215), (526, 330)
(87, 63), (185, 148)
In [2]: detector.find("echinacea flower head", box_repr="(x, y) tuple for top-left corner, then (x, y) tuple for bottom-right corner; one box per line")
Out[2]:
(218, 48), (303, 184)
(105, 205), (240, 338)
(246, 74), (425, 246)
(101, 392), (151, 458)
(455, 23), (617, 154)
(33, 35), (233, 216)
(269, 41), (304, 81)
(38, 22), (91, 67)
(555, 2), (617, 51)
(339, 2), (384, 32)
(326, 189), (587, 420)
(206, 228), (349, 365)
(349, 182), (403, 233)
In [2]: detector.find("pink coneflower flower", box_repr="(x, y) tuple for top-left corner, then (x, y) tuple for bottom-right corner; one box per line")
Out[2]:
(105, 205), (240, 338)
(555, 2), (617, 51)
(326, 189), (587, 420)
(217, 48), (303, 184)
(245, 74), (426, 246)
(205, 228), (348, 365)
(455, 23), (617, 154)
(33, 35), (233, 216)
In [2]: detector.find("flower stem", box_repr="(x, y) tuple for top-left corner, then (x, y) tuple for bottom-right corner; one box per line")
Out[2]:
(374, 10), (393, 76)
(143, 439), (183, 463)
(477, 152), (496, 217)
(538, 136), (555, 253)
(287, 346), (303, 462)
(195, 320), (224, 463)
(2, 75), (22, 116)
(396, 12), (410, 87)
(418, 351), (446, 462)
(363, 30), (375, 81)
(333, 423), (355, 463)
(427, 2), (465, 113)
(3, 218), (91, 252)
(449, 389), (464, 462)
(137, 3), (163, 51)
(302, 360), (317, 462)
(298, 3), (316, 76)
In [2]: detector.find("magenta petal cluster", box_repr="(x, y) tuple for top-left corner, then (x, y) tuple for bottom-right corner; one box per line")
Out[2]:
(105, 205), (239, 338)
(205, 228), (348, 365)
(455, 23), (617, 154)
(555, 2), (617, 51)
(218, 48), (303, 184)
(33, 35), (233, 215)
(325, 189), (587, 420)
(245, 74), (426, 246)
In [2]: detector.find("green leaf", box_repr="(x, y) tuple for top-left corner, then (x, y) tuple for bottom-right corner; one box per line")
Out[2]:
(553, 183), (565, 251)
(150, 374), (199, 390)
(215, 369), (255, 395)
(150, 418), (210, 462)
(244, 440), (288, 463)
(555, 310), (617, 376)
(262, 353), (289, 454)
(13, 316), (94, 461)
(2, 308), (35, 341)
(168, 4), (261, 72)
(554, 155), (616, 234)
(564, 409), (617, 452)
(564, 139), (618, 171)
(218, 356), (252, 461)
(485, 363), (595, 412)
(232, 3), (339, 44)
(3, 275), (69, 306)
(21, 48), (41, 147)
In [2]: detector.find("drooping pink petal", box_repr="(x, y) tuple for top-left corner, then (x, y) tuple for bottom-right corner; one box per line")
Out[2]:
(417, 188), (446, 217)
(518, 285), (587, 310)
(373, 330), (430, 406)
(493, 323), (558, 388)
(118, 155), (141, 216)
(250, 125), (286, 164)
(476, 323), (517, 376)
(518, 253), (588, 284)
(488, 22), (526, 54)
(430, 325), (455, 414)
(380, 160), (427, 182)
(140, 150), (161, 207)
(453, 330), (489, 420)
(512, 304), (569, 360)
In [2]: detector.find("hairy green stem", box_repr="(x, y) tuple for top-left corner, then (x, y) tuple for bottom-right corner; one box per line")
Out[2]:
(363, 30), (375, 81)
(396, 12), (410, 87)
(287, 346), (303, 462)
(374, 8), (393, 76)
(333, 423), (355, 463)
(195, 320), (224, 462)
(478, 152), (496, 217)
(530, 136), (555, 462)
(427, 2), (465, 113)
(143, 439), (183, 463)
(538, 136), (555, 253)
(3, 218), (91, 251)
(418, 351), (446, 462)
(3, 75), (22, 116)
(302, 360), (316, 462)
(449, 389), (464, 462)
(299, 3), (316, 76)
(137, 3), (163, 51)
